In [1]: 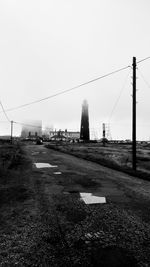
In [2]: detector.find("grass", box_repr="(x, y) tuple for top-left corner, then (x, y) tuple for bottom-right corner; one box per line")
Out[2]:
(0, 142), (37, 265)
(0, 143), (32, 207)
(46, 142), (150, 181)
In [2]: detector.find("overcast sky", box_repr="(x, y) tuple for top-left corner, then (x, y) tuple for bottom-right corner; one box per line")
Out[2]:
(0, 0), (150, 139)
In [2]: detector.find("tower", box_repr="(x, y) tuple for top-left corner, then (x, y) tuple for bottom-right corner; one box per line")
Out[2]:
(101, 123), (112, 141)
(80, 99), (90, 141)
(106, 124), (112, 140)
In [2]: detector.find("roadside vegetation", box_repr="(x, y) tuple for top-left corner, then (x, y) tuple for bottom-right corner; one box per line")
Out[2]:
(0, 142), (31, 208)
(0, 142), (35, 266)
(46, 142), (150, 181)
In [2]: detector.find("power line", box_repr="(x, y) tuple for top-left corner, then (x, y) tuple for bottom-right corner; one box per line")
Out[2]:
(0, 101), (11, 122)
(3, 65), (131, 113)
(137, 68), (150, 89)
(137, 56), (150, 64)
(0, 57), (149, 132)
(0, 57), (149, 116)
(107, 68), (131, 122)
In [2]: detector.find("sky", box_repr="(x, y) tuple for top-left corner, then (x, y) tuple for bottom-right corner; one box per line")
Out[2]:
(0, 0), (150, 140)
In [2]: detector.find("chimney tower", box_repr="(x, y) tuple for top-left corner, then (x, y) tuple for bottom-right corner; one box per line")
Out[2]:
(80, 99), (90, 141)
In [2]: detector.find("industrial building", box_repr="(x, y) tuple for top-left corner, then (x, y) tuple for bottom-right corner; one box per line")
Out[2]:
(21, 120), (42, 139)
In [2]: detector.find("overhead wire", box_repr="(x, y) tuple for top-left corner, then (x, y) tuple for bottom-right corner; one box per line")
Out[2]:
(107, 68), (131, 123)
(0, 56), (150, 132)
(137, 68), (150, 89)
(0, 101), (11, 122)
(2, 65), (131, 113)
(137, 56), (150, 64)
(0, 56), (150, 116)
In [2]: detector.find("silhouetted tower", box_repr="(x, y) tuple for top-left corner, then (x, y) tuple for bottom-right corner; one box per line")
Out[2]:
(80, 99), (90, 141)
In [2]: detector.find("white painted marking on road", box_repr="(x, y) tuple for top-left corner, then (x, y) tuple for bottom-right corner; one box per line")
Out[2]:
(53, 172), (62, 175)
(34, 163), (58, 168)
(80, 193), (106, 204)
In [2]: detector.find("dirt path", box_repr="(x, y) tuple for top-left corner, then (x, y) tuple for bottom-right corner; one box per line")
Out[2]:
(28, 144), (150, 222)
(1, 143), (150, 266)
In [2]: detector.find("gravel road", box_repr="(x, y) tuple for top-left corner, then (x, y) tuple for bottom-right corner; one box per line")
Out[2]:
(1, 143), (150, 266)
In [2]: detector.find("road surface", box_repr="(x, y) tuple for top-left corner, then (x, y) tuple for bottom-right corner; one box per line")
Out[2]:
(27, 144), (150, 221)
(20, 143), (150, 266)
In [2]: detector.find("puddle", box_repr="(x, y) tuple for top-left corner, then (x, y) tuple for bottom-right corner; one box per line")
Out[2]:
(53, 172), (62, 175)
(80, 193), (106, 204)
(34, 163), (58, 168)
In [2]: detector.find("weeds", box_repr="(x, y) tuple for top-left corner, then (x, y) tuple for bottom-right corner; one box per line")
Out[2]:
(46, 143), (150, 181)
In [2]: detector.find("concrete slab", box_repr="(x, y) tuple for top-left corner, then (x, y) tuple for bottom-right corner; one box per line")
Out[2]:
(80, 193), (106, 204)
(34, 163), (58, 168)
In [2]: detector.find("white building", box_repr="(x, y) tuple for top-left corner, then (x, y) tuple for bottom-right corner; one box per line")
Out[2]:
(49, 129), (80, 141)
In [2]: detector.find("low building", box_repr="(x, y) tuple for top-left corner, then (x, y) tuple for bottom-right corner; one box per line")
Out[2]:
(49, 129), (80, 141)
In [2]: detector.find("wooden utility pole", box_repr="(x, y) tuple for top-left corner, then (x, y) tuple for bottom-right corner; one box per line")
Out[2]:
(11, 120), (13, 144)
(132, 57), (136, 170)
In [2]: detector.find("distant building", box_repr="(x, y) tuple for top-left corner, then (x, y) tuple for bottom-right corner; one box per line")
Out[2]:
(50, 130), (67, 141)
(49, 129), (80, 141)
(21, 120), (42, 139)
(80, 99), (90, 141)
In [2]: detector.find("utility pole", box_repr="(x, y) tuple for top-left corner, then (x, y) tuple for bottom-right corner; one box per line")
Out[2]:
(11, 120), (13, 144)
(132, 57), (136, 170)
(102, 123), (106, 146)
